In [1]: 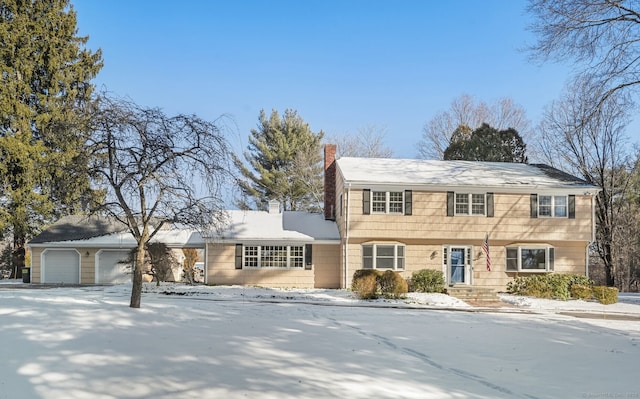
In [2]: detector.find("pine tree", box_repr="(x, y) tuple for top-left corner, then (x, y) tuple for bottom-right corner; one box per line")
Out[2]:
(234, 109), (324, 212)
(0, 0), (103, 276)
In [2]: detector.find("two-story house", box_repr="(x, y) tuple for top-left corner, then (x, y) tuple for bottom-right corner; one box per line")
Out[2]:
(27, 144), (599, 292)
(323, 144), (599, 291)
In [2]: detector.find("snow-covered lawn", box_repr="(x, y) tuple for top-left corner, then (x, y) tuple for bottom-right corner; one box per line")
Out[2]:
(1, 282), (639, 399)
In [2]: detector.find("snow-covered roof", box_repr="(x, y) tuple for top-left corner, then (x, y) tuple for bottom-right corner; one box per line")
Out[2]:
(336, 157), (599, 193)
(28, 228), (204, 248)
(208, 210), (340, 243)
(29, 210), (340, 248)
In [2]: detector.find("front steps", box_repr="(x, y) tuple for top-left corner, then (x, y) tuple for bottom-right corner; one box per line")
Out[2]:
(446, 286), (500, 304)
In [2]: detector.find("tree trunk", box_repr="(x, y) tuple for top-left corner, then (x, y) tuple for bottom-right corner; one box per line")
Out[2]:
(130, 243), (146, 308)
(12, 233), (26, 279)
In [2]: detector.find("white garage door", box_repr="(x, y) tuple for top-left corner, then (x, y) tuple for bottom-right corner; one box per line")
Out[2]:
(43, 250), (80, 284)
(96, 250), (131, 284)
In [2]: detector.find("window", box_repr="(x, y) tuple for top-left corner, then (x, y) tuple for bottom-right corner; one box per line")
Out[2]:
(371, 191), (404, 214)
(455, 193), (485, 216)
(538, 195), (567, 218)
(243, 245), (305, 268)
(362, 244), (405, 270)
(506, 246), (555, 272)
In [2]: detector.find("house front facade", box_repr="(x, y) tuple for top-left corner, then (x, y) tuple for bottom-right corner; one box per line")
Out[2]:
(323, 145), (599, 291)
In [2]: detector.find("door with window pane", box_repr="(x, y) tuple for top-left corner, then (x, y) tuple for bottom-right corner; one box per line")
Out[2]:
(449, 247), (467, 284)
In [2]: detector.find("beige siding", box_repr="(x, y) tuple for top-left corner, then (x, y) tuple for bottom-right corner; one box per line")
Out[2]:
(30, 247), (43, 283)
(343, 190), (594, 243)
(30, 247), (104, 284)
(343, 239), (588, 291)
(313, 244), (341, 288)
(206, 243), (315, 288)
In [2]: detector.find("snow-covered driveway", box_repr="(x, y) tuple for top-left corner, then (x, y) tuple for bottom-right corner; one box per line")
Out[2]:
(0, 284), (639, 399)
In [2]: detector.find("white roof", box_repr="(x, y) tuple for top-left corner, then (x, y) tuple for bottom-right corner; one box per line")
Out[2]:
(29, 229), (204, 248)
(336, 157), (599, 193)
(209, 210), (340, 243)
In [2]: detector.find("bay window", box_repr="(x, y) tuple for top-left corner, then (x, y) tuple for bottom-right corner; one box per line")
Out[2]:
(362, 244), (405, 270)
(506, 246), (555, 272)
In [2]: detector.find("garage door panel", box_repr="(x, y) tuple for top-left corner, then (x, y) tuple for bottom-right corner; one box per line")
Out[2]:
(97, 250), (131, 284)
(43, 250), (80, 284)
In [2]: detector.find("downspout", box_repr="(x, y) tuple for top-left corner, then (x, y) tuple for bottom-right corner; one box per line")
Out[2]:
(204, 242), (209, 285)
(587, 192), (596, 279)
(345, 183), (351, 289)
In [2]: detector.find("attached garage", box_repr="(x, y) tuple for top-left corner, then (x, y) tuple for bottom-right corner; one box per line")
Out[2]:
(96, 250), (131, 284)
(42, 249), (80, 284)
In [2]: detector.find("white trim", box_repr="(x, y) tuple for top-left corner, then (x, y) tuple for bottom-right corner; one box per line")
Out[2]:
(506, 245), (555, 272)
(443, 245), (472, 285)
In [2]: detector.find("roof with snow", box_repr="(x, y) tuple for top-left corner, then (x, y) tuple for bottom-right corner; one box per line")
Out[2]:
(207, 210), (340, 243)
(28, 210), (340, 247)
(336, 157), (599, 193)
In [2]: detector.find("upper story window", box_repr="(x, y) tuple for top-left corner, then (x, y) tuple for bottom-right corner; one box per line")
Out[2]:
(372, 191), (403, 214)
(363, 189), (412, 215)
(531, 194), (575, 219)
(362, 243), (405, 270)
(538, 195), (567, 217)
(506, 246), (555, 272)
(455, 193), (486, 216)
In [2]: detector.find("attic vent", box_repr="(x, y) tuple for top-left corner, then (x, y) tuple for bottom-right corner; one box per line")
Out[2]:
(268, 200), (281, 214)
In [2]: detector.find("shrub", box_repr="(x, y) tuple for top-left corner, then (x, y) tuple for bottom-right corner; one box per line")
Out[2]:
(506, 274), (593, 300)
(592, 286), (618, 305)
(352, 269), (381, 299)
(570, 284), (593, 300)
(377, 270), (408, 299)
(410, 269), (445, 293)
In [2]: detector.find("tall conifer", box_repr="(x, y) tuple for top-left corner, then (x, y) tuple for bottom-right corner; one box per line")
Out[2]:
(234, 109), (324, 212)
(0, 0), (103, 275)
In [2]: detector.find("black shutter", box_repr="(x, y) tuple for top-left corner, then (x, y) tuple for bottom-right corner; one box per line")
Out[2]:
(486, 193), (494, 217)
(404, 190), (412, 215)
(447, 192), (454, 217)
(363, 189), (370, 215)
(568, 195), (576, 219)
(305, 244), (312, 270)
(530, 194), (538, 218)
(235, 244), (242, 269)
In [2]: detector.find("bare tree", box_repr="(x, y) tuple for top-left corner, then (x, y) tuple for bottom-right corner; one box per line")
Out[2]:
(328, 125), (394, 158)
(528, 0), (640, 111)
(417, 94), (532, 159)
(538, 77), (635, 288)
(89, 96), (232, 308)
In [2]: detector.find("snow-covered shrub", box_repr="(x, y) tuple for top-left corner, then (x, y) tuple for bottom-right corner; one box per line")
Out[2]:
(352, 269), (381, 299)
(410, 269), (445, 293)
(592, 286), (618, 304)
(377, 270), (408, 299)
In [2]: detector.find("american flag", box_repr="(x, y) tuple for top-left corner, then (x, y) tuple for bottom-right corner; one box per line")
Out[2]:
(482, 233), (491, 271)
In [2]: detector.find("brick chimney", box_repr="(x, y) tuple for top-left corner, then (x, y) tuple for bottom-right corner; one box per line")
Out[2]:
(324, 144), (337, 220)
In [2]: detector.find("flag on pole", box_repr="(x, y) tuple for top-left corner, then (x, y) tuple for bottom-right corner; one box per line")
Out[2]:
(482, 233), (491, 271)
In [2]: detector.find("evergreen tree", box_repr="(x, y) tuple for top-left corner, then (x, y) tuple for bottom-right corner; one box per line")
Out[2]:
(235, 109), (324, 212)
(444, 123), (528, 163)
(0, 0), (102, 276)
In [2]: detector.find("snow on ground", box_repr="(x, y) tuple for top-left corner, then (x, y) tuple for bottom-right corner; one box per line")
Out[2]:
(1, 282), (639, 399)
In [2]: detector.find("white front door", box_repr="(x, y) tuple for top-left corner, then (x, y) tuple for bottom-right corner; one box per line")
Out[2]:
(444, 246), (472, 285)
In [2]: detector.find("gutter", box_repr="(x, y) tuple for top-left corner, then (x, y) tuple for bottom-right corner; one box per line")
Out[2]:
(345, 183), (351, 289)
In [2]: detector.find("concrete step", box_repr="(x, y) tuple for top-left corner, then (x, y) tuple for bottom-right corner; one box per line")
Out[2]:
(446, 287), (500, 303)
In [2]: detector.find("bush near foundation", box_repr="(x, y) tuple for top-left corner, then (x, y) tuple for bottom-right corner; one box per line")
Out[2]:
(352, 269), (381, 299)
(506, 274), (593, 300)
(592, 286), (618, 305)
(570, 284), (593, 300)
(378, 270), (408, 299)
(410, 269), (445, 293)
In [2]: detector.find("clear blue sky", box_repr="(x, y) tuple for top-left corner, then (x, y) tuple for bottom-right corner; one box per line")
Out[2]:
(71, 0), (640, 159)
